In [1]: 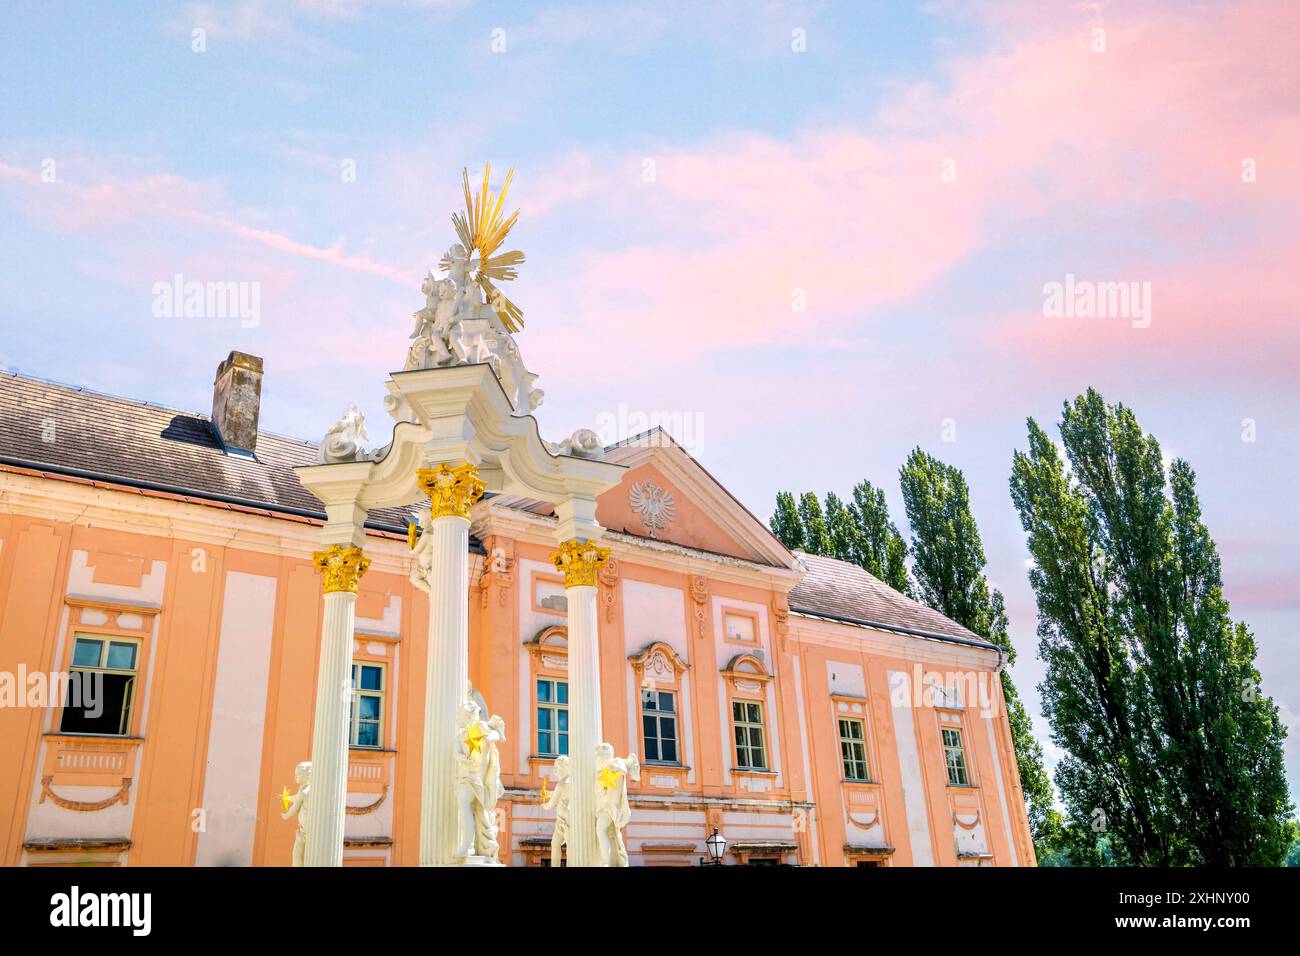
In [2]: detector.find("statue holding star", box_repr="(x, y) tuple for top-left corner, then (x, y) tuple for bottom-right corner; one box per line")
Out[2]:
(279, 760), (311, 867)
(455, 687), (507, 861)
(593, 743), (640, 867)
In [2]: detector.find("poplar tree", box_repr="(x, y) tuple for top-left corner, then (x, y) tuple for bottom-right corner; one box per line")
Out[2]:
(848, 479), (912, 596)
(770, 491), (804, 551)
(1010, 389), (1292, 865)
(798, 491), (832, 556)
(824, 492), (858, 562)
(900, 448), (1061, 860)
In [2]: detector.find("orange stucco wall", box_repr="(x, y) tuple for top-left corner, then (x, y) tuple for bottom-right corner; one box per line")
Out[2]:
(0, 466), (1035, 867)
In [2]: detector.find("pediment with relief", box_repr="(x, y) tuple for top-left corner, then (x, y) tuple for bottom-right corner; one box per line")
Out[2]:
(597, 436), (794, 568)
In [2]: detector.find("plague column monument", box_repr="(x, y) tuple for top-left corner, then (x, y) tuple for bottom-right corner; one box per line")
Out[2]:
(293, 166), (634, 866)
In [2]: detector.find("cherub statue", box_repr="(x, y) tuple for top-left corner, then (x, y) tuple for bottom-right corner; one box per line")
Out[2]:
(444, 243), (474, 290)
(317, 403), (370, 463)
(280, 761), (311, 867)
(408, 503), (434, 594)
(593, 743), (640, 867)
(406, 274), (457, 369)
(454, 693), (506, 860)
(542, 754), (571, 868)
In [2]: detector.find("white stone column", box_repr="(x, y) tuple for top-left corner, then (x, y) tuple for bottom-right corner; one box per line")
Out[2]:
(416, 463), (485, 866)
(552, 539), (611, 867)
(306, 545), (370, 867)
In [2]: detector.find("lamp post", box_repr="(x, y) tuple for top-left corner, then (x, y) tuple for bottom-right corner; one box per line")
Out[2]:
(701, 827), (727, 866)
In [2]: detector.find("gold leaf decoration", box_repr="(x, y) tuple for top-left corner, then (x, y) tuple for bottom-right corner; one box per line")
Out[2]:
(445, 162), (526, 333)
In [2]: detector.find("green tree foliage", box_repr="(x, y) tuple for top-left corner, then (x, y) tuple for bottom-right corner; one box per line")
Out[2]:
(769, 490), (804, 551)
(900, 447), (1061, 861)
(824, 492), (857, 562)
(848, 480), (912, 596)
(798, 491), (832, 556)
(1009, 388), (1292, 865)
(769, 484), (912, 598)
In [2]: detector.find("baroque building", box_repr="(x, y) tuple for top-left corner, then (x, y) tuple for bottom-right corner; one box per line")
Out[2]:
(0, 353), (1035, 867)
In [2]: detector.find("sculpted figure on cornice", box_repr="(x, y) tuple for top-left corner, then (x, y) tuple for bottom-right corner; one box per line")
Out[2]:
(317, 403), (370, 464)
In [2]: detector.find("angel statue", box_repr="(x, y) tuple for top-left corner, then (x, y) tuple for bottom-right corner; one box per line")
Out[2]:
(317, 403), (369, 464)
(541, 754), (572, 868)
(405, 272), (456, 370)
(279, 761), (311, 867)
(594, 743), (640, 867)
(407, 503), (434, 594)
(455, 692), (507, 860)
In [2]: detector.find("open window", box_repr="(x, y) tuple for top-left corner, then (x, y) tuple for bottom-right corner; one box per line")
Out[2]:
(59, 634), (140, 736)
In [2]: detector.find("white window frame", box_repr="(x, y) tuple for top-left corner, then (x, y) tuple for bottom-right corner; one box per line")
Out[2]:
(349, 661), (386, 749)
(641, 688), (680, 764)
(838, 716), (870, 781)
(536, 677), (569, 756)
(60, 633), (142, 737)
(942, 726), (971, 786)
(732, 698), (767, 770)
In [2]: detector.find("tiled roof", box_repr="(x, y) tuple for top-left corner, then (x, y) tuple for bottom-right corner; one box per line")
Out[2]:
(0, 370), (414, 531)
(788, 551), (994, 648)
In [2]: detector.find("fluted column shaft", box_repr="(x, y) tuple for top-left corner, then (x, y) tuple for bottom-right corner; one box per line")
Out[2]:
(565, 582), (602, 867)
(306, 545), (370, 867)
(415, 462), (485, 866)
(420, 513), (470, 865)
(552, 538), (611, 867)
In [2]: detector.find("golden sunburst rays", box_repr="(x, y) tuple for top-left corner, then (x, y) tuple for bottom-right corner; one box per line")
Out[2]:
(446, 162), (526, 333)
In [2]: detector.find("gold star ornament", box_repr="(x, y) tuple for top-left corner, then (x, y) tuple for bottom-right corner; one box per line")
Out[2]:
(278, 787), (294, 812)
(597, 766), (624, 791)
(465, 722), (487, 758)
(446, 162), (526, 333)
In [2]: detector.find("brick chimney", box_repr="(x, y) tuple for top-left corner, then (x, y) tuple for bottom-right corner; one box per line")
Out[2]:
(210, 351), (264, 455)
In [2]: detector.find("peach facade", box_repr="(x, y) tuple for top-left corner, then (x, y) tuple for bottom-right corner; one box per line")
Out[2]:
(0, 443), (1036, 867)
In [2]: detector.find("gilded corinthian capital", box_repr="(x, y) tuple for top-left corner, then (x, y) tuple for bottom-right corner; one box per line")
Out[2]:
(417, 463), (486, 519)
(551, 539), (612, 588)
(312, 545), (371, 594)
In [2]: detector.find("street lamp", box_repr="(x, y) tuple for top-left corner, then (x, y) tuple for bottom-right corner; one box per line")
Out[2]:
(701, 827), (727, 866)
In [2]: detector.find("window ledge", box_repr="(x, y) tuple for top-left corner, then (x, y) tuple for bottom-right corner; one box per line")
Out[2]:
(349, 747), (397, 754)
(946, 784), (979, 792)
(44, 733), (143, 744)
(731, 767), (776, 776)
(643, 761), (691, 770)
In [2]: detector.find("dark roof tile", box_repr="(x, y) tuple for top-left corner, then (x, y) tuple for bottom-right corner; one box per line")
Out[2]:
(788, 551), (992, 647)
(0, 371), (414, 530)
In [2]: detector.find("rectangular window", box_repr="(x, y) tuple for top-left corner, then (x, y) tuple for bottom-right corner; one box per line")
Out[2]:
(942, 727), (970, 786)
(838, 717), (869, 781)
(732, 699), (767, 770)
(350, 662), (385, 748)
(59, 635), (140, 736)
(641, 689), (678, 763)
(537, 678), (569, 756)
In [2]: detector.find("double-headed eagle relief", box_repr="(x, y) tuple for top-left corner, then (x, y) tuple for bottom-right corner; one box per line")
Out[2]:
(405, 163), (543, 415)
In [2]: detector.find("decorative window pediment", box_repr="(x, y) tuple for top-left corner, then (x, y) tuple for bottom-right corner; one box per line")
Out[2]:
(628, 641), (689, 683)
(524, 625), (569, 671)
(721, 653), (772, 695)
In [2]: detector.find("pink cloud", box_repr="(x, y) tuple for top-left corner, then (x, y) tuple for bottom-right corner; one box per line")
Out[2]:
(518, 0), (1300, 389)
